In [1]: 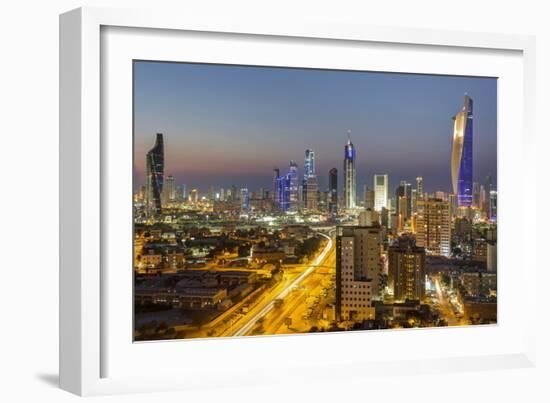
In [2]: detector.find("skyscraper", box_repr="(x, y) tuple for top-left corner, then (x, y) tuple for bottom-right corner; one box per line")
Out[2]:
(336, 225), (382, 321)
(240, 188), (249, 211)
(288, 161), (299, 211)
(451, 95), (474, 207)
(303, 149), (315, 178)
(388, 237), (426, 302)
(374, 174), (389, 212)
(416, 176), (424, 200)
(395, 181), (412, 218)
(364, 186), (375, 210)
(416, 198), (451, 257)
(272, 168), (280, 203)
(163, 175), (175, 203)
(329, 168), (338, 215)
(303, 149), (318, 210)
(145, 133), (164, 216)
(343, 133), (356, 209)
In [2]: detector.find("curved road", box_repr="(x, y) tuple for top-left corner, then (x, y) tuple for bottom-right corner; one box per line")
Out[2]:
(231, 231), (334, 337)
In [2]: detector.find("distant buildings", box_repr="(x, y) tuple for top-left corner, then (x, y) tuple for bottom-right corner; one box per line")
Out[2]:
(145, 133), (164, 216)
(303, 149), (319, 210)
(343, 134), (357, 209)
(489, 190), (497, 221)
(288, 161), (299, 211)
(163, 175), (175, 203)
(374, 174), (389, 212)
(240, 188), (249, 211)
(416, 176), (424, 200)
(451, 95), (474, 207)
(388, 237), (426, 302)
(364, 186), (375, 210)
(336, 225), (382, 321)
(329, 168), (338, 215)
(272, 168), (280, 204)
(416, 198), (451, 257)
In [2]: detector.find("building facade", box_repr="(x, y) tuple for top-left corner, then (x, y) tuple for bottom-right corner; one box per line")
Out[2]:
(329, 168), (338, 215)
(451, 95), (474, 207)
(336, 226), (382, 321)
(145, 133), (164, 216)
(343, 136), (357, 209)
(388, 238), (426, 302)
(374, 174), (389, 212)
(416, 198), (451, 257)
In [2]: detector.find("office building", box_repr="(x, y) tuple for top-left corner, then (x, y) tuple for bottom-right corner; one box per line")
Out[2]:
(240, 188), (249, 211)
(364, 186), (375, 210)
(145, 133), (164, 216)
(272, 168), (280, 203)
(288, 161), (299, 211)
(451, 95), (474, 207)
(416, 176), (424, 200)
(303, 149), (318, 210)
(374, 174), (389, 212)
(163, 175), (175, 204)
(329, 168), (338, 215)
(388, 237), (426, 301)
(416, 198), (451, 257)
(336, 225), (382, 321)
(343, 134), (357, 209)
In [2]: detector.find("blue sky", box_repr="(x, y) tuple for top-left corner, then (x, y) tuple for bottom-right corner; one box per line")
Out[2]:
(134, 61), (497, 195)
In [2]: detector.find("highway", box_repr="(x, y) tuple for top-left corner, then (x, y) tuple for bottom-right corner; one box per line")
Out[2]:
(258, 247), (336, 335)
(229, 231), (334, 337)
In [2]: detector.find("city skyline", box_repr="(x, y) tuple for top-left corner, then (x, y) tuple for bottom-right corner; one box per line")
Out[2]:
(133, 61), (498, 341)
(133, 61), (497, 195)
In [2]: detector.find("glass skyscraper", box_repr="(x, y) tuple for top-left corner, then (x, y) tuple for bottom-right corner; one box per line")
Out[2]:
(451, 95), (473, 207)
(288, 160), (299, 211)
(145, 133), (164, 216)
(343, 134), (356, 209)
(374, 174), (389, 212)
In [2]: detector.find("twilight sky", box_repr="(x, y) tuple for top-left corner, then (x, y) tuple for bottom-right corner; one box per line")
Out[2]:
(133, 61), (497, 196)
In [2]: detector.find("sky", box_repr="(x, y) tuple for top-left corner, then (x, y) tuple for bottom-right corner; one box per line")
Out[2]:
(133, 61), (497, 196)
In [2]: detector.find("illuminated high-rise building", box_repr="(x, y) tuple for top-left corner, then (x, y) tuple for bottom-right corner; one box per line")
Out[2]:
(336, 225), (382, 321)
(329, 168), (338, 215)
(374, 174), (389, 212)
(145, 133), (164, 216)
(395, 181), (412, 218)
(416, 198), (451, 257)
(343, 133), (357, 209)
(451, 95), (474, 207)
(163, 175), (175, 203)
(388, 237), (426, 302)
(240, 188), (249, 211)
(304, 149), (315, 178)
(179, 184), (187, 201)
(288, 161), (299, 211)
(364, 186), (375, 210)
(188, 188), (198, 203)
(416, 176), (424, 200)
(272, 168), (280, 203)
(303, 149), (318, 210)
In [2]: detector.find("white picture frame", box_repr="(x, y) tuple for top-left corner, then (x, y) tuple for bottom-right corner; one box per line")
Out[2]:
(60, 6), (537, 396)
